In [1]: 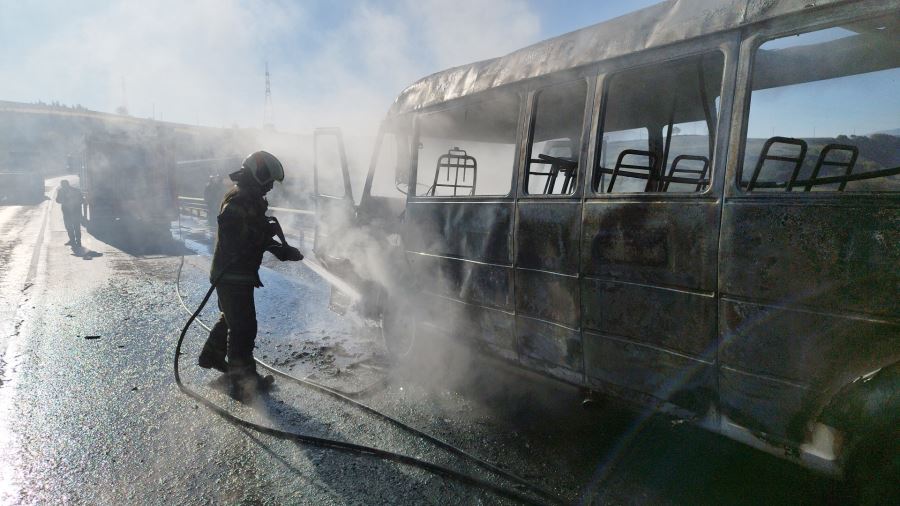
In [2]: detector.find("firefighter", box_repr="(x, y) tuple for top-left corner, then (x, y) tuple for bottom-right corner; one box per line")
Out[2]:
(198, 151), (303, 400)
(55, 180), (84, 247)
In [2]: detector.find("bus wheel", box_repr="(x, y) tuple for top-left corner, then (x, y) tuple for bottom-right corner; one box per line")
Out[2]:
(380, 302), (417, 360)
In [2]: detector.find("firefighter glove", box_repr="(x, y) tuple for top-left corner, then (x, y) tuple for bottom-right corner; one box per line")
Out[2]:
(269, 244), (303, 262)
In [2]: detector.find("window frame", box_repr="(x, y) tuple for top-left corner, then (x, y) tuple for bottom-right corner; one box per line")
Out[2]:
(731, 3), (900, 200)
(519, 77), (592, 199)
(589, 47), (729, 198)
(363, 117), (414, 201)
(409, 89), (525, 201)
(313, 128), (352, 200)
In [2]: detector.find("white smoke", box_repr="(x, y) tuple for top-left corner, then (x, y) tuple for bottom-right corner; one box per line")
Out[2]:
(0, 0), (540, 134)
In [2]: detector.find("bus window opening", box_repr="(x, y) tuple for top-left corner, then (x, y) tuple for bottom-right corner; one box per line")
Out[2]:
(415, 90), (519, 197)
(741, 13), (900, 192)
(525, 80), (587, 195)
(595, 52), (724, 194)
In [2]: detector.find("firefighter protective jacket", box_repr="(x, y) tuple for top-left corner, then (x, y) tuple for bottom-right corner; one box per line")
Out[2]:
(210, 185), (275, 287)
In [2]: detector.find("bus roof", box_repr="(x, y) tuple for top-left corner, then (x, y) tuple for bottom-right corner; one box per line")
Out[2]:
(389, 0), (868, 115)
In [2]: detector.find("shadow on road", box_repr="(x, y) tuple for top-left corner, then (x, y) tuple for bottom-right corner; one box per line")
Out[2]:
(388, 335), (843, 505)
(86, 217), (190, 256)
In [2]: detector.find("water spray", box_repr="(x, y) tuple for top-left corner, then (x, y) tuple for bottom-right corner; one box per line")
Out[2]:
(172, 226), (563, 505)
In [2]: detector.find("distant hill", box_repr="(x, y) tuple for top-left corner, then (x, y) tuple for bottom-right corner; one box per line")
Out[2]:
(598, 132), (900, 192)
(743, 134), (900, 191)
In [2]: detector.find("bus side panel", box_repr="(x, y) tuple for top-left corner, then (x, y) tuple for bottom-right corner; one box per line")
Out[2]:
(515, 269), (579, 327)
(582, 279), (716, 356)
(517, 317), (583, 383)
(516, 202), (581, 274)
(720, 203), (900, 317)
(580, 200), (720, 409)
(581, 201), (719, 288)
(583, 331), (715, 411)
(718, 200), (900, 440)
(406, 200), (517, 358)
(718, 299), (900, 437)
(514, 201), (584, 381)
(407, 253), (512, 310)
(406, 201), (512, 264)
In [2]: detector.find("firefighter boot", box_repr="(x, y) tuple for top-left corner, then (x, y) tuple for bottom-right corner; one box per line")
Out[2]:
(228, 363), (274, 402)
(198, 345), (228, 373)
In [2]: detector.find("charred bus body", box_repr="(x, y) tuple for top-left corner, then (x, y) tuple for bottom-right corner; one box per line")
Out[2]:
(315, 0), (899, 482)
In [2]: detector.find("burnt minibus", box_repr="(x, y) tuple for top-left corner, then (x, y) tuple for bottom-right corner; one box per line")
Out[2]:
(311, 0), (899, 488)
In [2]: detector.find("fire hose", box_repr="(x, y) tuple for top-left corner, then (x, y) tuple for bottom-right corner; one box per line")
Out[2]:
(173, 219), (564, 505)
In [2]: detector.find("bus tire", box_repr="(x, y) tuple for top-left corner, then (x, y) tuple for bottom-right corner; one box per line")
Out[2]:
(380, 302), (417, 360)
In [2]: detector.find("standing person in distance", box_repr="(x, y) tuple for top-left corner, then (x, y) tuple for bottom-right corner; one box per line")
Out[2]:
(55, 179), (84, 248)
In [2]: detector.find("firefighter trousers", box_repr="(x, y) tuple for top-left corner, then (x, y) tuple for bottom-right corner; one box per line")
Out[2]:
(202, 282), (258, 372)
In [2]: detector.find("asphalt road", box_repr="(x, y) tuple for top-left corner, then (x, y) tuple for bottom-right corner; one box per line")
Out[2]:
(0, 177), (843, 505)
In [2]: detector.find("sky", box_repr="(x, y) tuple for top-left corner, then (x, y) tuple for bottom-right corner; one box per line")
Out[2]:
(0, 0), (660, 133)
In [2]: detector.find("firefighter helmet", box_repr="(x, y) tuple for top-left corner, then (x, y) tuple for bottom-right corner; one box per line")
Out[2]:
(241, 151), (284, 186)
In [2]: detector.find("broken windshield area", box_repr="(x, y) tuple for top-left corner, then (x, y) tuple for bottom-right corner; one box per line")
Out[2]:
(741, 13), (900, 192)
(594, 52), (724, 194)
(369, 119), (412, 199)
(415, 90), (519, 197)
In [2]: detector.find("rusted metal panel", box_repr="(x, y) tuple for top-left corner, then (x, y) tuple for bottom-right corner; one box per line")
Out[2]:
(719, 202), (900, 317)
(517, 316), (583, 383)
(406, 201), (512, 265)
(408, 253), (513, 311)
(583, 331), (715, 412)
(582, 279), (716, 357)
(581, 201), (719, 290)
(515, 269), (579, 328)
(515, 202), (580, 274)
(719, 299), (900, 387)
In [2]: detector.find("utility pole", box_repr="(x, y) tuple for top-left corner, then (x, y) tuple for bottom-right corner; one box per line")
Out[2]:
(264, 61), (274, 131)
(116, 77), (129, 116)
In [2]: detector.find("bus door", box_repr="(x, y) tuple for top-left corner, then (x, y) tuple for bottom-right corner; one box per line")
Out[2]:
(719, 14), (900, 442)
(581, 50), (729, 413)
(312, 127), (355, 268)
(514, 79), (592, 383)
(404, 90), (522, 360)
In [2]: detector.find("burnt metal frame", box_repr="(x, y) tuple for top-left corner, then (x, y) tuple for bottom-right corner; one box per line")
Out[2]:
(600, 149), (659, 193)
(744, 136), (808, 192)
(428, 148), (478, 196)
(342, 0), (900, 477)
(526, 154), (578, 195)
(805, 143), (858, 192)
(663, 154), (711, 192)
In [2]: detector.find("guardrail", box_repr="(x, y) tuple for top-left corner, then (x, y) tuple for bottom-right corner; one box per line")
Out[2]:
(177, 196), (209, 219)
(177, 196), (316, 221)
